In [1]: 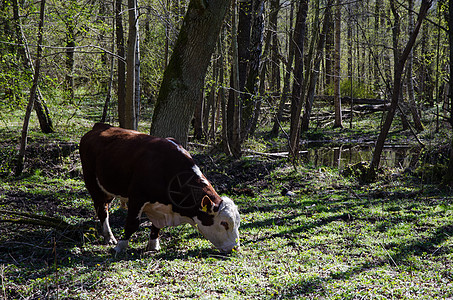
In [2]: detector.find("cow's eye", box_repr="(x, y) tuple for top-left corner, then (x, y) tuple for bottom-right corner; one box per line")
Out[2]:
(220, 221), (229, 230)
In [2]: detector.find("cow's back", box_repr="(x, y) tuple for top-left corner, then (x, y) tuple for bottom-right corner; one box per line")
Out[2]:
(79, 123), (195, 200)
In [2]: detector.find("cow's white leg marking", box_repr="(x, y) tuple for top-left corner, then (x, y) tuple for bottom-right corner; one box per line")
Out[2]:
(102, 214), (117, 244)
(114, 239), (129, 253)
(146, 238), (161, 251)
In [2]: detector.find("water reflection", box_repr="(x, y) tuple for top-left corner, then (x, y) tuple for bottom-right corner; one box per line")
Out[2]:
(301, 145), (420, 170)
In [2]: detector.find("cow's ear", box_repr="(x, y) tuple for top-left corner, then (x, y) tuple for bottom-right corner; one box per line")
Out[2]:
(201, 195), (214, 213)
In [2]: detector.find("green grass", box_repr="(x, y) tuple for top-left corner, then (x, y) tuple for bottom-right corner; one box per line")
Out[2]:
(1, 163), (452, 299)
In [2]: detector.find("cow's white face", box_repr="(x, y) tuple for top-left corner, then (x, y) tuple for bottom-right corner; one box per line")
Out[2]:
(195, 196), (240, 253)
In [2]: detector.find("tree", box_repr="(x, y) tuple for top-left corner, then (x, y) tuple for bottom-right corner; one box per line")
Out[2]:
(242, 0), (265, 138)
(333, 0), (342, 129)
(125, 0), (138, 130)
(271, 1), (295, 137)
(288, 0), (309, 159)
(116, 0), (127, 128)
(301, 0), (333, 132)
(15, 0), (46, 175)
(11, 0), (54, 134)
(150, 0), (232, 146)
(406, 0), (424, 132)
(369, 0), (433, 174)
(444, 0), (453, 185)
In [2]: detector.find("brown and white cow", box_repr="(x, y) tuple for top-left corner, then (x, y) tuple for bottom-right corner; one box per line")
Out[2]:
(79, 123), (240, 253)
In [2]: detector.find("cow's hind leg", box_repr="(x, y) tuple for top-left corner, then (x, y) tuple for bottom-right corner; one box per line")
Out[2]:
(84, 174), (117, 244)
(146, 225), (161, 251)
(114, 198), (141, 253)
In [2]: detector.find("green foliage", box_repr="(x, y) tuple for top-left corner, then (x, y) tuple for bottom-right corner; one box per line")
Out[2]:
(325, 79), (377, 99)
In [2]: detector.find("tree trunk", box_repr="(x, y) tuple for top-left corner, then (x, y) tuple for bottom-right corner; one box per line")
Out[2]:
(150, 0), (232, 146)
(227, 0), (242, 157)
(406, 0), (424, 132)
(288, 0), (309, 159)
(333, 0), (342, 129)
(116, 0), (126, 128)
(65, 0), (75, 103)
(369, 0), (432, 173)
(101, 38), (116, 123)
(15, 0), (46, 176)
(301, 0), (333, 132)
(324, 0), (334, 89)
(135, 31), (141, 129)
(125, 0), (137, 130)
(269, 0), (281, 95)
(12, 0), (53, 134)
(444, 0), (453, 185)
(242, 0), (265, 138)
(270, 2), (295, 137)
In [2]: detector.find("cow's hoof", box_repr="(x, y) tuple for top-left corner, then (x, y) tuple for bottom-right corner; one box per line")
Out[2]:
(105, 237), (118, 245)
(146, 239), (161, 251)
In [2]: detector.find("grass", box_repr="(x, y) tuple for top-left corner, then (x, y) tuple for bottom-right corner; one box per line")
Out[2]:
(0, 97), (452, 299)
(1, 162), (452, 299)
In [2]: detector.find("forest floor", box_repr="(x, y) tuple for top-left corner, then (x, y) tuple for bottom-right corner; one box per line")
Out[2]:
(0, 100), (452, 299)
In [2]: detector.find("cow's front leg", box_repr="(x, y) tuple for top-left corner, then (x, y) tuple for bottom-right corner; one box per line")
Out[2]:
(113, 201), (140, 253)
(146, 224), (161, 251)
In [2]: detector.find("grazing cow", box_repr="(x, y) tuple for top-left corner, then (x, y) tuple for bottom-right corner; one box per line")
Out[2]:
(79, 123), (240, 253)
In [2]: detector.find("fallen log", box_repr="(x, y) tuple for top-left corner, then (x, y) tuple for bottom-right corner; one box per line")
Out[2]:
(315, 95), (387, 105)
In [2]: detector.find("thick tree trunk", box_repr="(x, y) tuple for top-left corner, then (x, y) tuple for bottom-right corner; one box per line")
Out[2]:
(116, 0), (126, 128)
(288, 0), (309, 159)
(333, 0), (342, 128)
(150, 0), (232, 146)
(15, 0), (46, 176)
(370, 0), (432, 173)
(242, 0), (264, 138)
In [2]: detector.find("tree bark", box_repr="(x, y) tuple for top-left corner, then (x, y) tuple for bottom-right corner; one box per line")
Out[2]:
(135, 31), (141, 129)
(65, 0), (75, 103)
(269, 0), (281, 95)
(406, 0), (424, 132)
(227, 0), (242, 157)
(116, 0), (126, 128)
(125, 0), (137, 130)
(150, 0), (232, 146)
(15, 0), (46, 176)
(369, 0), (432, 173)
(324, 0), (334, 88)
(288, 0), (309, 159)
(333, 0), (342, 129)
(444, 0), (453, 185)
(242, 0), (265, 138)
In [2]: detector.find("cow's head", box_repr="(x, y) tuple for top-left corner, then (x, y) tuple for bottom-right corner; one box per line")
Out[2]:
(194, 196), (240, 253)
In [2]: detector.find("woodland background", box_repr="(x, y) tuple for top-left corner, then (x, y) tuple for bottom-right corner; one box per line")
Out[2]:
(0, 0), (451, 176)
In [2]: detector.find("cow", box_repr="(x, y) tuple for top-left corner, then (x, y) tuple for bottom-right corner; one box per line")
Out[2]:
(79, 123), (240, 254)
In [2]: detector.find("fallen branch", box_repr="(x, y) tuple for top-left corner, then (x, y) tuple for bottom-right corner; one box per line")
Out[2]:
(243, 150), (308, 158)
